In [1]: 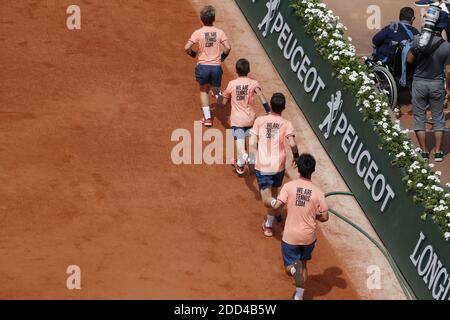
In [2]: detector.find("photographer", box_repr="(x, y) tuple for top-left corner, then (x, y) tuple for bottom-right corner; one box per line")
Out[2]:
(407, 7), (450, 162)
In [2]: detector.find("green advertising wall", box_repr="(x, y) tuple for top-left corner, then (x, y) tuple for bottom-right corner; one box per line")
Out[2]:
(235, 0), (450, 300)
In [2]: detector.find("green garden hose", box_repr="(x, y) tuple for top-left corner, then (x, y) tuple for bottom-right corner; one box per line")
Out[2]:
(325, 191), (416, 300)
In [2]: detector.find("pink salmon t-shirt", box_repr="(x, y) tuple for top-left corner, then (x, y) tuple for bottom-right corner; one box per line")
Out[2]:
(223, 77), (260, 128)
(278, 178), (329, 246)
(250, 114), (295, 173)
(189, 26), (228, 65)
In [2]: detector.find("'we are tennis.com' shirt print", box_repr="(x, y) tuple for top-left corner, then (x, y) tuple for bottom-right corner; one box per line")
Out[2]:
(296, 187), (312, 207)
(266, 122), (280, 139)
(205, 32), (217, 47)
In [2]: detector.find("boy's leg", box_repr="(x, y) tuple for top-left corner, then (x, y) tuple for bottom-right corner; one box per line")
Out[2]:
(260, 187), (275, 236)
(235, 135), (248, 167)
(282, 241), (310, 300)
(200, 84), (212, 119)
(245, 136), (255, 175)
(290, 260), (307, 300)
(272, 189), (284, 223)
(233, 135), (246, 175)
(210, 66), (224, 105)
(195, 65), (212, 126)
(232, 128), (249, 175)
(211, 86), (224, 106)
(256, 171), (283, 236)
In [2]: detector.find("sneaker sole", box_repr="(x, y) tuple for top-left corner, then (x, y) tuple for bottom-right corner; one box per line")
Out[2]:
(201, 121), (213, 127)
(261, 222), (273, 237)
(233, 161), (245, 175)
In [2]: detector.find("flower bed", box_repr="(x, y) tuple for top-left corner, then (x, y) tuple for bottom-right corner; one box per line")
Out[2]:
(290, 0), (450, 240)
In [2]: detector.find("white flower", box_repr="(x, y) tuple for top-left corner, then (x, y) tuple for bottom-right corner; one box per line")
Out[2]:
(348, 71), (359, 82)
(445, 232), (450, 241)
(421, 169), (428, 174)
(435, 171), (442, 176)
(417, 183), (424, 188)
(431, 185), (445, 193)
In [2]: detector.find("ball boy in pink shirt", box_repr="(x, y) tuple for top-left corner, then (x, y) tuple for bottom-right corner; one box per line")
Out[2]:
(249, 92), (298, 237)
(184, 5), (231, 127)
(271, 154), (329, 300)
(221, 58), (271, 175)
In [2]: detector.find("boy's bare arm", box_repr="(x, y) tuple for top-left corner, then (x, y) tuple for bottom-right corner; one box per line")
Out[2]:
(272, 200), (285, 213)
(316, 211), (329, 222)
(221, 40), (231, 61)
(288, 136), (299, 167)
(220, 97), (229, 107)
(254, 87), (271, 113)
(222, 39), (231, 54)
(184, 40), (197, 57)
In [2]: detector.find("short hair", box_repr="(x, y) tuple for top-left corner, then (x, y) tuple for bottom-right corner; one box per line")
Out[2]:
(236, 59), (250, 76)
(399, 7), (415, 22)
(270, 93), (286, 114)
(297, 154), (316, 179)
(200, 5), (215, 25)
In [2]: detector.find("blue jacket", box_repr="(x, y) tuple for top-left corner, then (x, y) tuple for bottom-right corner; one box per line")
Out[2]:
(372, 21), (419, 64)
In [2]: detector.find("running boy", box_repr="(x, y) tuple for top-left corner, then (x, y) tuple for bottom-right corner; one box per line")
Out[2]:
(271, 154), (329, 300)
(184, 5), (231, 127)
(249, 92), (298, 237)
(221, 58), (271, 175)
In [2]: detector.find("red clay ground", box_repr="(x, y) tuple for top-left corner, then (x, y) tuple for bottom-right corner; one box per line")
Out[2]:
(0, 0), (358, 299)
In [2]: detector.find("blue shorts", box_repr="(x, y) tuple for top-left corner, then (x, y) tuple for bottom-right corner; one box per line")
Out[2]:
(195, 64), (223, 87)
(281, 241), (316, 267)
(255, 170), (285, 190)
(231, 126), (252, 140)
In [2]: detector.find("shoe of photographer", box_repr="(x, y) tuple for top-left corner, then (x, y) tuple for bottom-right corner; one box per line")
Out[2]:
(434, 151), (444, 162)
